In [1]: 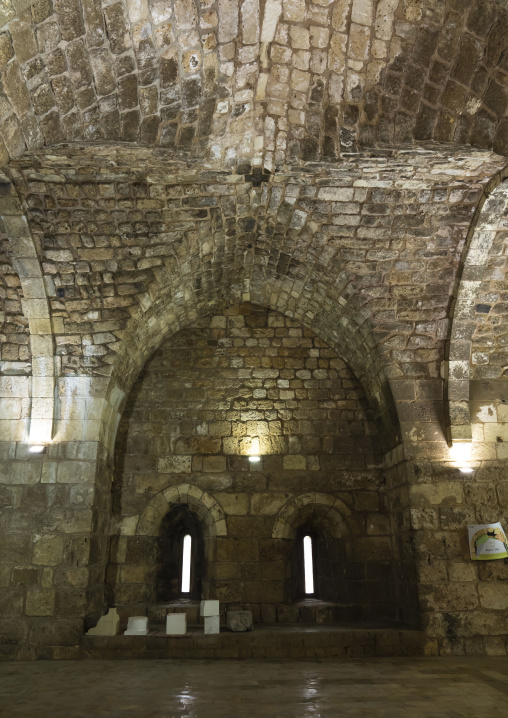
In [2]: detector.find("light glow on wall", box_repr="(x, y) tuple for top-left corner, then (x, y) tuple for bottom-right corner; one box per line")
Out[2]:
(181, 534), (191, 594)
(303, 535), (314, 595)
(449, 441), (473, 473)
(248, 437), (260, 455)
(247, 436), (261, 463)
(449, 442), (472, 463)
(28, 445), (46, 454)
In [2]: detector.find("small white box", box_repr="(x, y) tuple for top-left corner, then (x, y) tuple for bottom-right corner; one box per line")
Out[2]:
(166, 613), (187, 636)
(200, 600), (219, 617)
(124, 616), (148, 636)
(204, 615), (220, 634)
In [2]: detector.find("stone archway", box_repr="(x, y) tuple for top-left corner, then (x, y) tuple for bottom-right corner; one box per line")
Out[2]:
(107, 483), (227, 614)
(0, 171), (55, 444)
(271, 492), (394, 618)
(447, 175), (508, 456)
(136, 483), (228, 538)
(271, 492), (356, 539)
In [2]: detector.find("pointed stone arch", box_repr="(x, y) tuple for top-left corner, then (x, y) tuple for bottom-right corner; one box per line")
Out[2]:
(0, 171), (55, 444)
(135, 483), (227, 538)
(447, 171), (508, 449)
(271, 492), (358, 540)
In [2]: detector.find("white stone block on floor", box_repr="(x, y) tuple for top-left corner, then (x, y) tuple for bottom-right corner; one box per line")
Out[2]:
(200, 599), (219, 617)
(166, 613), (187, 636)
(226, 610), (253, 632)
(86, 607), (120, 636)
(204, 615), (220, 634)
(124, 616), (149, 635)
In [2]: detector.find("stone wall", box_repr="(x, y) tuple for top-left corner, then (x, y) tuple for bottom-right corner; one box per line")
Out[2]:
(108, 303), (395, 624)
(410, 460), (508, 656)
(1, 0), (508, 662)
(0, 233), (30, 368)
(0, 443), (98, 660)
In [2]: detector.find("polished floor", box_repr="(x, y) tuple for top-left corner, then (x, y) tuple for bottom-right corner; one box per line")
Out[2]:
(1, 658), (507, 717)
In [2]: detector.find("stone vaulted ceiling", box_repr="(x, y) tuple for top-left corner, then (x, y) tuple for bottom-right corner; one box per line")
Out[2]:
(0, 0), (506, 166)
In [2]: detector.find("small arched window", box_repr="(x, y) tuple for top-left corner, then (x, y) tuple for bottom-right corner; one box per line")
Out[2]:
(156, 505), (203, 602)
(303, 535), (315, 595)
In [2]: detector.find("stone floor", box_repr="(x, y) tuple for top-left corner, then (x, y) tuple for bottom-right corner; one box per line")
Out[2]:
(1, 658), (507, 717)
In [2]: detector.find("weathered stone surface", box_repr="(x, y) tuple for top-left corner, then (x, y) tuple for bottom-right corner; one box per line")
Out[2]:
(227, 610), (253, 631)
(1, 0), (508, 661)
(86, 608), (120, 636)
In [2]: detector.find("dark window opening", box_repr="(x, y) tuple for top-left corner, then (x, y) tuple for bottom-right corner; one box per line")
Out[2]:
(156, 505), (203, 602)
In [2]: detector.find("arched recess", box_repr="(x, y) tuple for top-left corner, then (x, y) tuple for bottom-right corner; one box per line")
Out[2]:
(272, 493), (357, 540)
(271, 492), (395, 619)
(0, 170), (55, 444)
(136, 483), (228, 538)
(106, 483), (226, 612)
(447, 171), (508, 449)
(96, 273), (398, 476)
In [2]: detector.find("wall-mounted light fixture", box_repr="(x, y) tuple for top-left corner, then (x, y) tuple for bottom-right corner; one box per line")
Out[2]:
(28, 445), (47, 454)
(449, 441), (473, 473)
(247, 437), (261, 465)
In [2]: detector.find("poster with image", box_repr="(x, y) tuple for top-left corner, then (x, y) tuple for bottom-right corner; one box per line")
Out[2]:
(468, 522), (508, 561)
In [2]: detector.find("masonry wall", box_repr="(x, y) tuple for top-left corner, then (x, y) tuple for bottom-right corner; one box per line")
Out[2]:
(108, 303), (396, 623)
(408, 460), (508, 656)
(0, 441), (102, 660)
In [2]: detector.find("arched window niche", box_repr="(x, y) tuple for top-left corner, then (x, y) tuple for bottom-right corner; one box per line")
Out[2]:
(275, 495), (396, 622)
(156, 505), (204, 602)
(292, 523), (344, 604)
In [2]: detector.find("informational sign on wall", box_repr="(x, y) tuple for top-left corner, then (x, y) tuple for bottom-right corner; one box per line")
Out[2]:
(468, 523), (508, 561)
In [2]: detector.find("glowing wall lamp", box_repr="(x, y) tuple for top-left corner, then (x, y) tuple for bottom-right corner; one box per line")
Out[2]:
(247, 436), (261, 463)
(449, 441), (473, 473)
(28, 445), (47, 454)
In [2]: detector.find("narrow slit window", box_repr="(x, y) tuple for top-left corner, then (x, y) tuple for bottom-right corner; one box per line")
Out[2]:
(181, 534), (192, 594)
(303, 535), (314, 595)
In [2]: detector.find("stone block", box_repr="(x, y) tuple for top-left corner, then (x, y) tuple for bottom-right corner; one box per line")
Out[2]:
(166, 612), (187, 635)
(227, 610), (253, 632)
(157, 455), (192, 473)
(282, 455), (306, 470)
(410, 482), (464, 507)
(479, 583), (508, 611)
(25, 588), (55, 616)
(86, 608), (120, 636)
(32, 535), (63, 566)
(218, 492), (249, 515)
(276, 605), (300, 623)
(204, 615), (220, 634)
(200, 599), (219, 616)
(124, 616), (149, 635)
(202, 456), (227, 472)
(484, 636), (506, 656)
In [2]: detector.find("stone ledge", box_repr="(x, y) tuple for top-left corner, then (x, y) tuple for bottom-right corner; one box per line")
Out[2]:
(78, 623), (426, 660)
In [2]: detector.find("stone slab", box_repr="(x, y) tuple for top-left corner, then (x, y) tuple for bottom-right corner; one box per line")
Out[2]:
(124, 616), (149, 636)
(227, 610), (253, 632)
(86, 608), (120, 637)
(200, 600), (219, 617)
(204, 616), (220, 634)
(166, 613), (187, 636)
